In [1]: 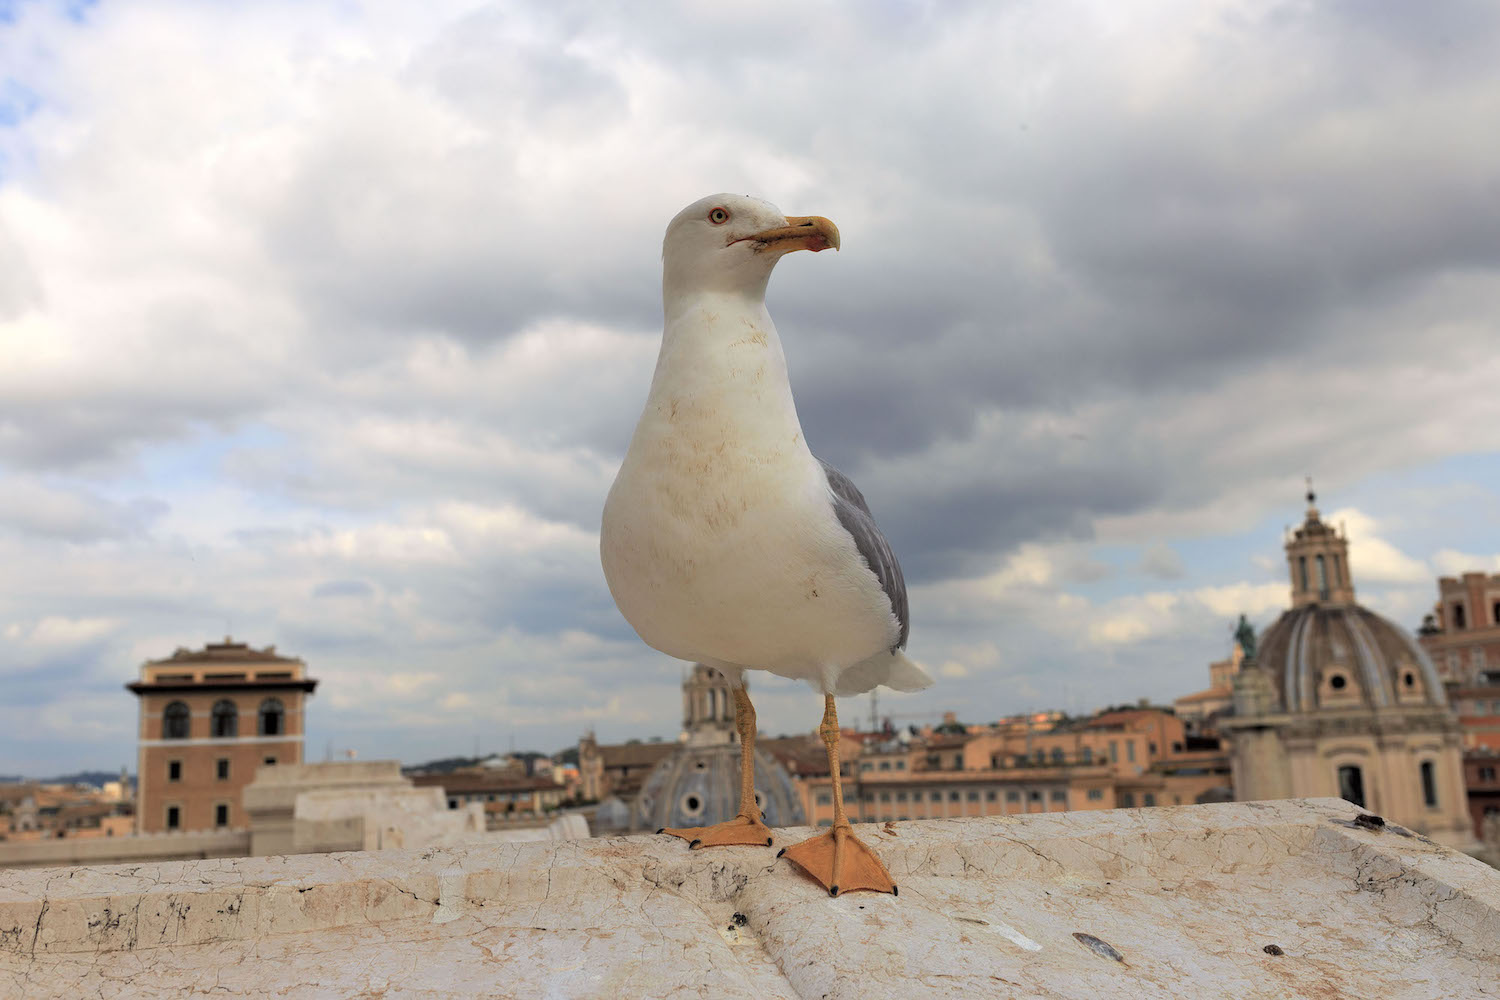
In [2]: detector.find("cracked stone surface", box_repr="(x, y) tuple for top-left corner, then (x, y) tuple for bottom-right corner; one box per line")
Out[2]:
(2, 798), (1497, 998)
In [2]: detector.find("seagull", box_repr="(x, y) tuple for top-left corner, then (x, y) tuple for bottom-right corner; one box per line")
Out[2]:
(601, 193), (932, 897)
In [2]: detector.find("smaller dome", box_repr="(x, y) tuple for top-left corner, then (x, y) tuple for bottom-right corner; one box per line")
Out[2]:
(635, 745), (805, 831)
(1256, 605), (1445, 713)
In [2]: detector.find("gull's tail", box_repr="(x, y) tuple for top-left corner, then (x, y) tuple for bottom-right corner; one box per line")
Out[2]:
(834, 649), (935, 697)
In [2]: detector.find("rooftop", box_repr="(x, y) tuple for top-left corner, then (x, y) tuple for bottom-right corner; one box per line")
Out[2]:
(3, 798), (1497, 997)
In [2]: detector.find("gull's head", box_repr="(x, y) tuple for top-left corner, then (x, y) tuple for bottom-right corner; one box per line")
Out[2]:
(662, 193), (839, 300)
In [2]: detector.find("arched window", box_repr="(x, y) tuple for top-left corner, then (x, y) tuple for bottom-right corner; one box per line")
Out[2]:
(1332, 555), (1343, 588)
(1337, 764), (1365, 807)
(1080, 746), (1093, 764)
(1420, 761), (1438, 808)
(1315, 554), (1328, 597)
(1298, 556), (1309, 592)
(163, 701), (190, 740)
(1050, 747), (1064, 764)
(211, 699), (238, 738)
(258, 698), (285, 736)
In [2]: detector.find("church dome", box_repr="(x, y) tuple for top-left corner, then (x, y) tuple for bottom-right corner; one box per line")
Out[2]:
(1258, 604), (1445, 713)
(631, 664), (806, 831)
(635, 744), (805, 831)
(1255, 486), (1445, 713)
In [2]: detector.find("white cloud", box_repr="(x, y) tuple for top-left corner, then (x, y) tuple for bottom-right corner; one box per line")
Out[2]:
(1431, 549), (1500, 576)
(1329, 507), (1431, 584)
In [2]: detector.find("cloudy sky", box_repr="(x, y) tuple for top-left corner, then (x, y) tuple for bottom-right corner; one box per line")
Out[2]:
(3, 0), (1499, 776)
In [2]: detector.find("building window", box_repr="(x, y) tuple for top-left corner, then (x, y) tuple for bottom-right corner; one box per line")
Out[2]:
(816, 792), (831, 806)
(215, 804), (230, 828)
(163, 701), (191, 740)
(1051, 789), (1067, 802)
(1480, 766), (1497, 783)
(966, 790), (979, 802)
(1493, 600), (1500, 626)
(1087, 788), (1104, 801)
(1142, 793), (1155, 807)
(167, 760), (182, 782)
(1337, 765), (1365, 808)
(1403, 672), (1416, 689)
(1119, 792), (1135, 807)
(1298, 555), (1308, 592)
(1453, 604), (1467, 630)
(263, 757), (277, 767)
(447, 798), (458, 810)
(1126, 742), (1136, 763)
(1329, 674), (1347, 690)
(1333, 554), (1343, 587)
(211, 700), (238, 738)
(166, 805), (181, 830)
(896, 791), (907, 802)
(948, 790), (960, 802)
(1420, 761), (1438, 808)
(1006, 790), (1020, 803)
(818, 818), (832, 828)
(1315, 554), (1328, 597)
(1109, 741), (1118, 763)
(860, 762), (872, 772)
(895, 760), (906, 770)
(985, 790), (997, 802)
(879, 792), (891, 803)
(1080, 747), (1093, 764)
(879, 761), (890, 771)
(216, 759), (230, 781)
(258, 698), (285, 736)
(952, 754), (963, 769)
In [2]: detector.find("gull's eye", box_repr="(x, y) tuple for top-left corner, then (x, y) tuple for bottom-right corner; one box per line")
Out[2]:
(708, 207), (730, 225)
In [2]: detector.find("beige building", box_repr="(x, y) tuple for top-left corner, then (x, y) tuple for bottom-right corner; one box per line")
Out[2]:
(128, 638), (317, 834)
(1222, 491), (1477, 850)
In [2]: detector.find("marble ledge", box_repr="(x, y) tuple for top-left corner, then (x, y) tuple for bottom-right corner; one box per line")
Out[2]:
(2, 797), (1498, 999)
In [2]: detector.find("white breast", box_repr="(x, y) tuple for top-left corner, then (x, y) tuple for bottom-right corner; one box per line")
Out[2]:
(600, 294), (898, 680)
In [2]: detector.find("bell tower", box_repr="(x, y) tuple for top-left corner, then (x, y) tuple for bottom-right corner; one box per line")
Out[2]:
(1285, 480), (1356, 608)
(682, 664), (738, 745)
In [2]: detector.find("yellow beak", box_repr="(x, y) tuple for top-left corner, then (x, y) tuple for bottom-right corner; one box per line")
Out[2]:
(744, 215), (841, 254)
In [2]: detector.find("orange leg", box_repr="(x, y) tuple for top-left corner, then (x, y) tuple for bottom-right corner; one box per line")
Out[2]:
(777, 695), (897, 897)
(658, 686), (775, 849)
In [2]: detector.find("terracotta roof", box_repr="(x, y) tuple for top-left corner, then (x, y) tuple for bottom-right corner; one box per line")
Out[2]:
(598, 742), (679, 769)
(759, 736), (832, 776)
(148, 639), (301, 665)
(1175, 686), (1233, 705)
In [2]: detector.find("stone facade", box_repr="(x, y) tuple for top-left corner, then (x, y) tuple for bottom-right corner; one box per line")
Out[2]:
(128, 639), (316, 834)
(4, 799), (1498, 997)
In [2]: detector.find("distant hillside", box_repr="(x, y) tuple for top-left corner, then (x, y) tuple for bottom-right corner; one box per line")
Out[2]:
(1, 771), (129, 787)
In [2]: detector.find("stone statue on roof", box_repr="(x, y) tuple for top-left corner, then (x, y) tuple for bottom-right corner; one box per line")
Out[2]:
(1234, 614), (1257, 661)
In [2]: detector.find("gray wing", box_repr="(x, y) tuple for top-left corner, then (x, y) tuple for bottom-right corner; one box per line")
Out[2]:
(818, 459), (909, 651)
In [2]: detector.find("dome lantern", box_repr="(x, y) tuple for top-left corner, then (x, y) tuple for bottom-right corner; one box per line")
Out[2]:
(1285, 479), (1355, 608)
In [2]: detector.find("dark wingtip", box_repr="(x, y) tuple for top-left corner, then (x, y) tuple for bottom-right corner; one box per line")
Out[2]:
(655, 828), (665, 835)
(689, 838), (701, 849)
(891, 885), (898, 897)
(766, 837), (774, 846)
(776, 847), (786, 858)
(829, 885), (839, 897)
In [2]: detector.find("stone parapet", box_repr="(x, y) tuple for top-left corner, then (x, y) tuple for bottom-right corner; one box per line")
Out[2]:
(2, 798), (1498, 997)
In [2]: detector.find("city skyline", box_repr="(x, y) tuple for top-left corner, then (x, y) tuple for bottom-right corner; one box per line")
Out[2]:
(4, 1), (1500, 774)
